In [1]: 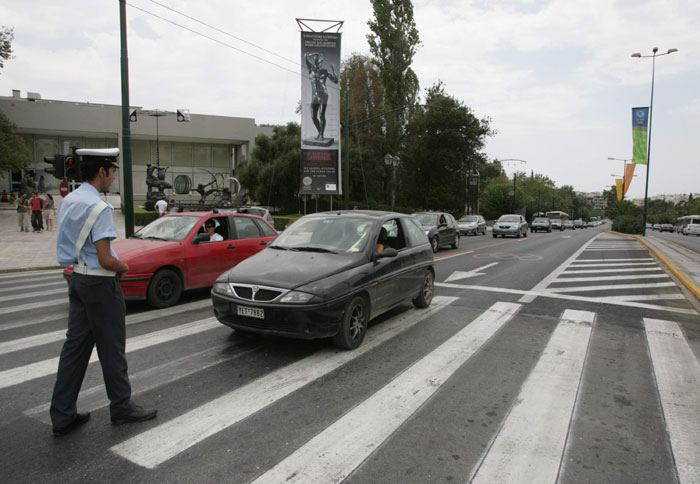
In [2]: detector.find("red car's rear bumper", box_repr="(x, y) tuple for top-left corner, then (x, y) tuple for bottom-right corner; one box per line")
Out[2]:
(63, 267), (152, 299)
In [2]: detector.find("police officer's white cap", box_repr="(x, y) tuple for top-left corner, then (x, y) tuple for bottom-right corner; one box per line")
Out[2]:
(76, 148), (120, 167)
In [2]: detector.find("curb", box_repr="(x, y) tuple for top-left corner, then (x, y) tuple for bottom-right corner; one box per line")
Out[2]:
(608, 230), (700, 301)
(0, 265), (63, 274)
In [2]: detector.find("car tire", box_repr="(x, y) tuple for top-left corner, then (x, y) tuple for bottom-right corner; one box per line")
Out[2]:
(413, 270), (434, 309)
(451, 234), (460, 249)
(523, 230), (528, 237)
(493, 233), (497, 238)
(333, 295), (369, 350)
(147, 268), (183, 308)
(431, 236), (439, 253)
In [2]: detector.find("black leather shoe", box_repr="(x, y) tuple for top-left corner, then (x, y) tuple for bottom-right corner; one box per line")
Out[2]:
(53, 412), (91, 437)
(111, 406), (157, 425)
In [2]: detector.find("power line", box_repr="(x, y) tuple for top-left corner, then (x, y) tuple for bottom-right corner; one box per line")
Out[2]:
(145, 0), (300, 67)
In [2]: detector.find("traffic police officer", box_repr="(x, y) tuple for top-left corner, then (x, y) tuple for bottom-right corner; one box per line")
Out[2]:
(51, 148), (157, 436)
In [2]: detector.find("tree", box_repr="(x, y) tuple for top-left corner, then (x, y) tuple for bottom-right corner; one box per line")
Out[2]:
(1, 26), (14, 72)
(399, 82), (493, 213)
(236, 123), (301, 213)
(340, 53), (388, 207)
(367, 0), (420, 153)
(0, 109), (32, 174)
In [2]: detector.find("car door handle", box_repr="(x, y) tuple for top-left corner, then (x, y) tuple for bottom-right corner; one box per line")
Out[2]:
(259, 241), (268, 246)
(227, 245), (236, 249)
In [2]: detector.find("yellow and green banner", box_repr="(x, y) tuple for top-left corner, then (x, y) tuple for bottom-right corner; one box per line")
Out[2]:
(632, 107), (649, 164)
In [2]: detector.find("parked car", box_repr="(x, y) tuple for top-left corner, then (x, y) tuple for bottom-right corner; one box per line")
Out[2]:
(211, 210), (435, 350)
(493, 214), (528, 238)
(225, 206), (275, 225)
(530, 217), (552, 233)
(63, 211), (278, 308)
(457, 214), (486, 236)
(659, 223), (674, 232)
(412, 211), (460, 252)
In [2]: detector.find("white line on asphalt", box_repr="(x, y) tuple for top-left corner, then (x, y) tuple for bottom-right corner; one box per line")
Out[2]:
(0, 269), (64, 280)
(563, 267), (662, 274)
(444, 262), (499, 282)
(0, 287), (66, 303)
(0, 275), (64, 289)
(0, 317), (221, 390)
(1, 297), (68, 315)
(110, 296), (458, 469)
(598, 294), (686, 302)
(569, 258), (654, 263)
(0, 280), (65, 295)
(25, 343), (262, 424)
(546, 282), (676, 293)
(519, 233), (602, 303)
(435, 282), (696, 315)
(644, 318), (700, 484)
(568, 262), (657, 268)
(552, 274), (669, 283)
(0, 299), (214, 355)
(251, 302), (521, 484)
(468, 309), (594, 484)
(583, 248), (648, 251)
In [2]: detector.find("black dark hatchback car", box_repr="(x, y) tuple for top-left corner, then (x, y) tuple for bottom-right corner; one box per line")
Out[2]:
(411, 211), (460, 252)
(211, 210), (435, 350)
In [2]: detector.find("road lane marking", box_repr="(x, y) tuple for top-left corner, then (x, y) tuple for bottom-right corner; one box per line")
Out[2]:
(1, 297), (68, 315)
(0, 280), (65, 295)
(547, 282), (676, 292)
(0, 318), (221, 390)
(25, 343), (262, 424)
(598, 294), (686, 302)
(569, 258), (653, 263)
(567, 262), (657, 268)
(468, 309), (594, 484)
(563, 267), (663, 274)
(444, 262), (499, 282)
(644, 318), (700, 484)
(552, 274), (669, 283)
(435, 282), (696, 315)
(110, 296), (458, 469)
(0, 299), (213, 355)
(0, 269), (64, 280)
(0, 287), (65, 303)
(519, 233), (601, 303)
(251, 302), (521, 484)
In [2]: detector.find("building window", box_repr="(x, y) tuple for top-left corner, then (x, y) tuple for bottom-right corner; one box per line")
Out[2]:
(212, 144), (230, 168)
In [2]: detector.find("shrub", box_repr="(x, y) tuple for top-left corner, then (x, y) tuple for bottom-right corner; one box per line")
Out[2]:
(612, 214), (643, 234)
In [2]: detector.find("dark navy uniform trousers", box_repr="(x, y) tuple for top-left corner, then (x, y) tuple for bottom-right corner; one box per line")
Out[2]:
(50, 272), (135, 428)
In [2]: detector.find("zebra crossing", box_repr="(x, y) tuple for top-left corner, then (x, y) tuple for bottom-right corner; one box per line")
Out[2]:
(0, 266), (698, 483)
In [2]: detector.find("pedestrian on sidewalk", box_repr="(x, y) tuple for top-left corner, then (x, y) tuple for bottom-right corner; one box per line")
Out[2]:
(44, 193), (56, 231)
(50, 147), (157, 437)
(155, 195), (168, 217)
(29, 191), (44, 232)
(15, 192), (30, 232)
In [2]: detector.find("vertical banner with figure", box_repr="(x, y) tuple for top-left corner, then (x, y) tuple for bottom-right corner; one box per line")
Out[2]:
(632, 107), (649, 165)
(300, 31), (341, 195)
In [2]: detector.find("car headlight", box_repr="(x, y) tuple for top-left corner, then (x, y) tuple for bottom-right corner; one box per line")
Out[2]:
(279, 291), (317, 303)
(213, 282), (235, 297)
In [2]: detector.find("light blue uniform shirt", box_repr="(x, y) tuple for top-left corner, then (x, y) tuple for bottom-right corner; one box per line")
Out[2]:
(56, 183), (119, 269)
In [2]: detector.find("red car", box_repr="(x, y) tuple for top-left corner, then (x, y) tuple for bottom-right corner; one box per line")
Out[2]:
(63, 211), (278, 308)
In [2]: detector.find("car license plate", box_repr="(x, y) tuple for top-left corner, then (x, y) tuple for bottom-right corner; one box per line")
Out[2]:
(237, 305), (264, 319)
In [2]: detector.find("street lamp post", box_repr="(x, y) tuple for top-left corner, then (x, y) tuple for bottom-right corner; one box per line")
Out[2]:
(384, 154), (400, 211)
(631, 47), (678, 235)
(608, 157), (631, 200)
(499, 158), (527, 214)
(147, 110), (168, 167)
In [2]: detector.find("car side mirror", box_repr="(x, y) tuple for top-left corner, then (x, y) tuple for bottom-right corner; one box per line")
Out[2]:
(192, 233), (210, 244)
(375, 247), (398, 260)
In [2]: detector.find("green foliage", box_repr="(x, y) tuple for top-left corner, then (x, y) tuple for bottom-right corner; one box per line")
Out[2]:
(399, 82), (492, 214)
(367, 0), (420, 152)
(0, 26), (13, 71)
(237, 123), (301, 213)
(0, 109), (32, 174)
(481, 183), (526, 220)
(121, 203), (159, 226)
(612, 214), (643, 234)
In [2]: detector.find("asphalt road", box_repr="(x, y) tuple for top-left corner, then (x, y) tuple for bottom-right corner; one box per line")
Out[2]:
(646, 229), (700, 254)
(1, 224), (699, 484)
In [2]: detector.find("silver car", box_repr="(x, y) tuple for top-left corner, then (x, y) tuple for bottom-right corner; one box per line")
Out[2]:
(493, 214), (528, 238)
(457, 215), (486, 236)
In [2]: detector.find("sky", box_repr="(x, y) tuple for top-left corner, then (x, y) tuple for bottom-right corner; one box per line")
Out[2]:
(1, 0), (698, 200)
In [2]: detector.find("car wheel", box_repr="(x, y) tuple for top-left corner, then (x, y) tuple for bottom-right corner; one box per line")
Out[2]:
(493, 233), (497, 238)
(451, 234), (460, 249)
(413, 270), (434, 309)
(333, 295), (369, 350)
(147, 268), (183, 308)
(523, 229), (528, 237)
(431, 236), (439, 253)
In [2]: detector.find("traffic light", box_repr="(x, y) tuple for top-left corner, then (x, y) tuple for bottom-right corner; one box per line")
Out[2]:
(65, 154), (81, 181)
(44, 154), (66, 179)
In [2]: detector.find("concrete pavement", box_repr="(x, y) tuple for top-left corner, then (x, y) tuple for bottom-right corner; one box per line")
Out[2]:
(0, 201), (698, 301)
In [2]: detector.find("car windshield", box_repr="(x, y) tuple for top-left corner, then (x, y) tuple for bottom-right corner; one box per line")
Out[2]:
(459, 216), (478, 222)
(130, 215), (199, 242)
(413, 213), (439, 226)
(270, 216), (374, 253)
(533, 218), (549, 223)
(498, 215), (520, 223)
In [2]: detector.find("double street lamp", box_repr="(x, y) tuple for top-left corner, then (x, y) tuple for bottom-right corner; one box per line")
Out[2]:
(608, 157), (631, 200)
(384, 154), (400, 211)
(631, 47), (678, 235)
(499, 158), (527, 213)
